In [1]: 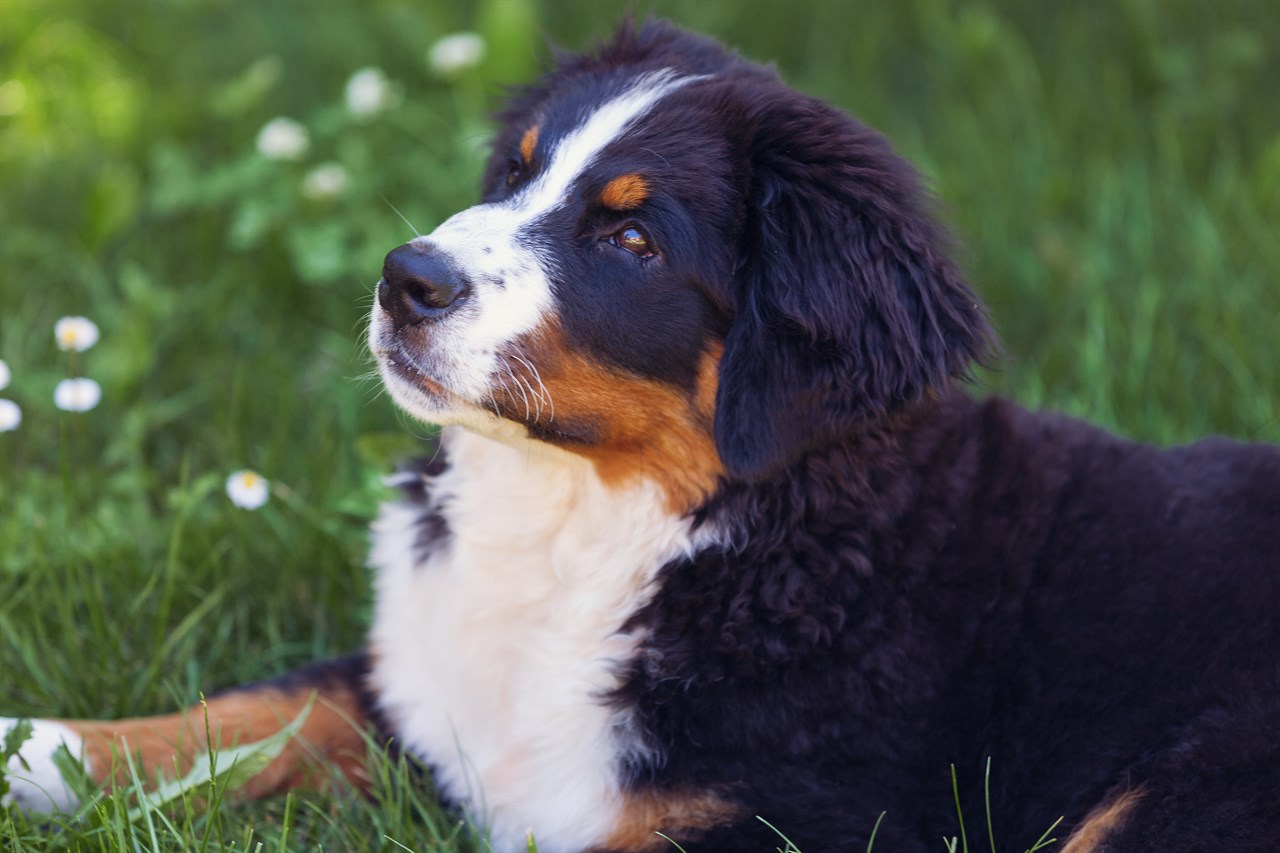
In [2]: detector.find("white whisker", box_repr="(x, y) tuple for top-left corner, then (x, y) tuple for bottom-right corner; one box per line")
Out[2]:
(507, 361), (543, 421)
(501, 361), (531, 420)
(521, 374), (543, 421)
(509, 353), (556, 423)
(380, 194), (421, 238)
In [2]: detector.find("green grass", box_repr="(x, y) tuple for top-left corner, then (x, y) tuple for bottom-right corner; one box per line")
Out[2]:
(1, 0), (1277, 849)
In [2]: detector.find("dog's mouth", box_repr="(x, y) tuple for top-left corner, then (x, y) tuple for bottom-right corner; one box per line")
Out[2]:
(381, 349), (451, 399)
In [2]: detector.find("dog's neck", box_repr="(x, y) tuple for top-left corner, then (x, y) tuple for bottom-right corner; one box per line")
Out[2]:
(404, 391), (967, 565)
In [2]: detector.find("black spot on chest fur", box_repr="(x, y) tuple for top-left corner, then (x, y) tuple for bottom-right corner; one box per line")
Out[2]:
(392, 449), (454, 566)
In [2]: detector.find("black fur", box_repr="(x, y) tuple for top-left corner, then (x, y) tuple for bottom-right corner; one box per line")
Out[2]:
(715, 74), (990, 481)
(397, 21), (1280, 852)
(526, 21), (1275, 852)
(612, 393), (1280, 850)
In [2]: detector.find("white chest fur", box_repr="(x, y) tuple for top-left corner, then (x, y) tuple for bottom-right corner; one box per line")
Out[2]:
(367, 428), (717, 852)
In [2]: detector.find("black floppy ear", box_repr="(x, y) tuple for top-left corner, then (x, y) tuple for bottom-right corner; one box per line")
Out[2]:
(714, 91), (992, 481)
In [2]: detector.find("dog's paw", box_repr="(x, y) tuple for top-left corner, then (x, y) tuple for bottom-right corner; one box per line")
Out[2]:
(1, 717), (84, 813)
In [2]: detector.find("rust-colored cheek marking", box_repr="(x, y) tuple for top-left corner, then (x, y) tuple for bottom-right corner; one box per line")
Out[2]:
(501, 328), (724, 514)
(594, 789), (741, 852)
(63, 686), (371, 799)
(1060, 786), (1145, 853)
(519, 125), (539, 164)
(600, 173), (649, 210)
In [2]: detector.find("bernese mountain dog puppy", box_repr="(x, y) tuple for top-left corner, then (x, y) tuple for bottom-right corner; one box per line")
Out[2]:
(5, 20), (1280, 853)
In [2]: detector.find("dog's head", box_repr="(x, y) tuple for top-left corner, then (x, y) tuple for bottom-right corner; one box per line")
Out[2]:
(370, 21), (990, 508)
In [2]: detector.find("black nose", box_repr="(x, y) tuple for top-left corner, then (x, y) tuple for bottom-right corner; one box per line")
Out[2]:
(378, 243), (470, 329)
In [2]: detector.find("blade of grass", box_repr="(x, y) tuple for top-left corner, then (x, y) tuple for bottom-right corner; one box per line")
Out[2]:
(951, 764), (968, 853)
(866, 811), (886, 852)
(984, 757), (996, 853)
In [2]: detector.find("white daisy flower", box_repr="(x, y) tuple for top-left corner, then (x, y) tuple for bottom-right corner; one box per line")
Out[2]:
(0, 359), (9, 391)
(345, 67), (396, 117)
(53, 377), (101, 412)
(0, 398), (20, 432)
(54, 316), (99, 352)
(256, 117), (309, 160)
(427, 32), (486, 76)
(226, 469), (270, 509)
(302, 162), (350, 200)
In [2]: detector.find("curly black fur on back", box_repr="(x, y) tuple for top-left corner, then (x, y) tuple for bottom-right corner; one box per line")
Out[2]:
(445, 20), (1280, 852)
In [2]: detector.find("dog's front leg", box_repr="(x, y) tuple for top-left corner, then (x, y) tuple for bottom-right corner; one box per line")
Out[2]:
(2, 653), (380, 813)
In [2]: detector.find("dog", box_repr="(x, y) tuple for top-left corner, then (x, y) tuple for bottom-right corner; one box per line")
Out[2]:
(5, 20), (1280, 853)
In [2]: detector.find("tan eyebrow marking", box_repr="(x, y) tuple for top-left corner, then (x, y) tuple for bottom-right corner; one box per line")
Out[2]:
(519, 125), (539, 164)
(600, 173), (649, 210)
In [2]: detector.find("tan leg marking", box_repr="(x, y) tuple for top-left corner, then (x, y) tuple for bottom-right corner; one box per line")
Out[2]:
(62, 685), (371, 799)
(595, 789), (740, 852)
(1060, 787), (1145, 853)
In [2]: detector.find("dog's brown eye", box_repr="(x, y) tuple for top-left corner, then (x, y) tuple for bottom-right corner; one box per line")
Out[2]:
(612, 225), (654, 258)
(506, 162), (522, 188)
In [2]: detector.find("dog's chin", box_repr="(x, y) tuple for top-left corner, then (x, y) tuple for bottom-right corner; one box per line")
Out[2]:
(376, 353), (530, 440)
(379, 356), (461, 418)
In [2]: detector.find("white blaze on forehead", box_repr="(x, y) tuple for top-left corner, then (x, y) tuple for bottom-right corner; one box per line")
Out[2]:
(442, 68), (696, 236)
(510, 68), (694, 218)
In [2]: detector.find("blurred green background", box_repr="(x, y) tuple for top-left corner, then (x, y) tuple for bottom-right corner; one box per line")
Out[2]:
(1, 0), (1277, 847)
